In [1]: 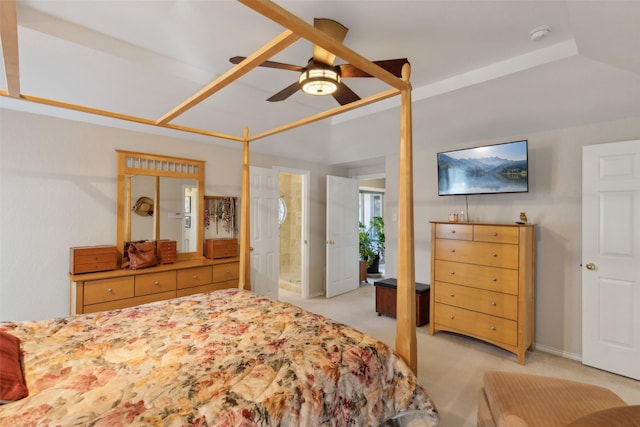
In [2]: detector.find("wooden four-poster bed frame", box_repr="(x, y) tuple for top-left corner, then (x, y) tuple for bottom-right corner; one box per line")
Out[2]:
(0, 0), (418, 371)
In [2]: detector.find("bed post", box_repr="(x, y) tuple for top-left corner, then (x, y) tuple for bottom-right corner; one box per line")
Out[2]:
(239, 127), (251, 290)
(396, 63), (417, 372)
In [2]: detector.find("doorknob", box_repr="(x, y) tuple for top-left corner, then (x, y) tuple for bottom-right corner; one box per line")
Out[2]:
(585, 262), (597, 271)
(250, 246), (254, 252)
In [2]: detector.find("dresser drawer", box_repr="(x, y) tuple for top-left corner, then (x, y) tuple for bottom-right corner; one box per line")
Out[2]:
(435, 223), (473, 240)
(474, 225), (520, 244)
(83, 291), (175, 314)
(212, 262), (239, 282)
(135, 271), (176, 296)
(434, 302), (517, 346)
(176, 280), (237, 298)
(433, 260), (518, 294)
(434, 282), (518, 320)
(434, 239), (519, 269)
(177, 266), (213, 289)
(84, 277), (134, 305)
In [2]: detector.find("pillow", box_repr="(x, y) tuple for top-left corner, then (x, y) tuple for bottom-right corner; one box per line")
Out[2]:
(0, 331), (28, 403)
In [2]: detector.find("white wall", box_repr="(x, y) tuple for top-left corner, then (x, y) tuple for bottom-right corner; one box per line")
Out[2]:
(0, 109), (345, 321)
(384, 115), (640, 358)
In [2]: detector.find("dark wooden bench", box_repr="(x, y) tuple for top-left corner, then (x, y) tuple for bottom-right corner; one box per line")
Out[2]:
(374, 278), (430, 326)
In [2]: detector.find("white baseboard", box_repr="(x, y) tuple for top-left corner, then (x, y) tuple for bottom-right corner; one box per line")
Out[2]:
(535, 343), (582, 362)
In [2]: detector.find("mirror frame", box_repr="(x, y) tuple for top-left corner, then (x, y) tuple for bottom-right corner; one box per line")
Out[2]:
(116, 150), (205, 263)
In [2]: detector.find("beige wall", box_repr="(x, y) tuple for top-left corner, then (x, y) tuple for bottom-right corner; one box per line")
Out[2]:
(0, 109), (344, 320)
(384, 115), (640, 359)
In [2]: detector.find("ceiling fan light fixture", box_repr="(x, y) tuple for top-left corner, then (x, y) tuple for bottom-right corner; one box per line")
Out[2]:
(299, 66), (340, 96)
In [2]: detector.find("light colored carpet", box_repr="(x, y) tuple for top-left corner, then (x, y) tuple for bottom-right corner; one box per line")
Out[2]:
(279, 284), (640, 427)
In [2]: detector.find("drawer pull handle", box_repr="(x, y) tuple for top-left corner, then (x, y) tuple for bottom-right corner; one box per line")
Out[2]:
(491, 253), (497, 257)
(492, 232), (497, 237)
(449, 271), (455, 275)
(491, 277), (497, 282)
(451, 230), (456, 234)
(449, 293), (455, 297)
(154, 281), (160, 286)
(491, 301), (497, 306)
(193, 275), (199, 279)
(450, 249), (456, 253)
(107, 288), (113, 293)
(490, 326), (496, 331)
(449, 315), (455, 320)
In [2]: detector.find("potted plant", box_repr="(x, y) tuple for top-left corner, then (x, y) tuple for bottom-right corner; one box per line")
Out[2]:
(359, 221), (376, 267)
(366, 216), (385, 274)
(359, 217), (385, 275)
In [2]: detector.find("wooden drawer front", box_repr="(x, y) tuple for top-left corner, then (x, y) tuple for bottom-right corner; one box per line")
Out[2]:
(435, 223), (473, 240)
(434, 282), (518, 320)
(213, 262), (240, 283)
(135, 271), (177, 296)
(84, 277), (134, 305)
(70, 246), (117, 274)
(433, 260), (518, 295)
(176, 280), (238, 298)
(83, 291), (175, 314)
(434, 239), (519, 269)
(434, 302), (517, 346)
(474, 225), (520, 244)
(177, 266), (213, 289)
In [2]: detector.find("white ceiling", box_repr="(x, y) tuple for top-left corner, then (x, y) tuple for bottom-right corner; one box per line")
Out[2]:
(2, 1), (640, 167)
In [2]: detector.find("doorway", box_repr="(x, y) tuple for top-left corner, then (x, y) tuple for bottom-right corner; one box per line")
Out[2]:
(278, 169), (309, 298)
(359, 177), (385, 278)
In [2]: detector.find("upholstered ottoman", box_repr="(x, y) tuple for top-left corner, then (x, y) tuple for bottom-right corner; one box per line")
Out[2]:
(477, 371), (638, 427)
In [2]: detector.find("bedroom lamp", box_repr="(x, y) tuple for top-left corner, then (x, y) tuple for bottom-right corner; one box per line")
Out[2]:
(299, 66), (340, 96)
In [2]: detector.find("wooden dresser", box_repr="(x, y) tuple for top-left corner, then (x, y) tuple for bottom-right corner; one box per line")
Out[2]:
(429, 222), (535, 364)
(69, 258), (239, 314)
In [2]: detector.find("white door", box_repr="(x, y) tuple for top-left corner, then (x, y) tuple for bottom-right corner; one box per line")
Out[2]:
(250, 166), (279, 300)
(582, 139), (640, 380)
(326, 175), (359, 298)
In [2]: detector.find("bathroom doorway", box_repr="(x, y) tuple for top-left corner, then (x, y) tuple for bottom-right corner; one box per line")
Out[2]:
(278, 168), (309, 298)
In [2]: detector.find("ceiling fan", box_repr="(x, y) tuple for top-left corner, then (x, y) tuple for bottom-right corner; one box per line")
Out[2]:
(230, 18), (408, 106)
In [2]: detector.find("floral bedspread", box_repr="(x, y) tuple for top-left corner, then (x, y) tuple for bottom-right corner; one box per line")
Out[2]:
(0, 289), (438, 426)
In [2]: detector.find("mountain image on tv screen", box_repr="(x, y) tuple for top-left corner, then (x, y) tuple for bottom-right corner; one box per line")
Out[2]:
(437, 140), (528, 196)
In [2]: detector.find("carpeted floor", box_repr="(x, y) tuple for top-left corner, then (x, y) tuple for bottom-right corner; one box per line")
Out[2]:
(279, 283), (640, 427)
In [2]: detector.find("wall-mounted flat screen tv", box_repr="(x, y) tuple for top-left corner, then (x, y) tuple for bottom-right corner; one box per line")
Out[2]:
(437, 140), (528, 196)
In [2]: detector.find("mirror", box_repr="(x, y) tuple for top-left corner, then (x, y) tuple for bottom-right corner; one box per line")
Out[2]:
(116, 150), (205, 263)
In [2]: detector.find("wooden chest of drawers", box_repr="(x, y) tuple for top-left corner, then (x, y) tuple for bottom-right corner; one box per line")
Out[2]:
(69, 245), (118, 274)
(205, 238), (238, 259)
(430, 222), (535, 364)
(156, 240), (177, 264)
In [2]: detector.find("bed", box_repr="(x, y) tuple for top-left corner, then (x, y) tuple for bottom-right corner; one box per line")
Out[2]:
(0, 289), (438, 426)
(1, 0), (420, 371)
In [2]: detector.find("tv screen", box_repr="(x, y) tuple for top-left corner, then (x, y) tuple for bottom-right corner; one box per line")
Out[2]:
(437, 140), (528, 196)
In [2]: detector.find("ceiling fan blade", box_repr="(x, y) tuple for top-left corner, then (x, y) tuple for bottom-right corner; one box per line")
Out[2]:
(312, 18), (348, 66)
(332, 82), (361, 106)
(266, 81), (301, 102)
(229, 56), (304, 72)
(338, 58), (410, 78)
